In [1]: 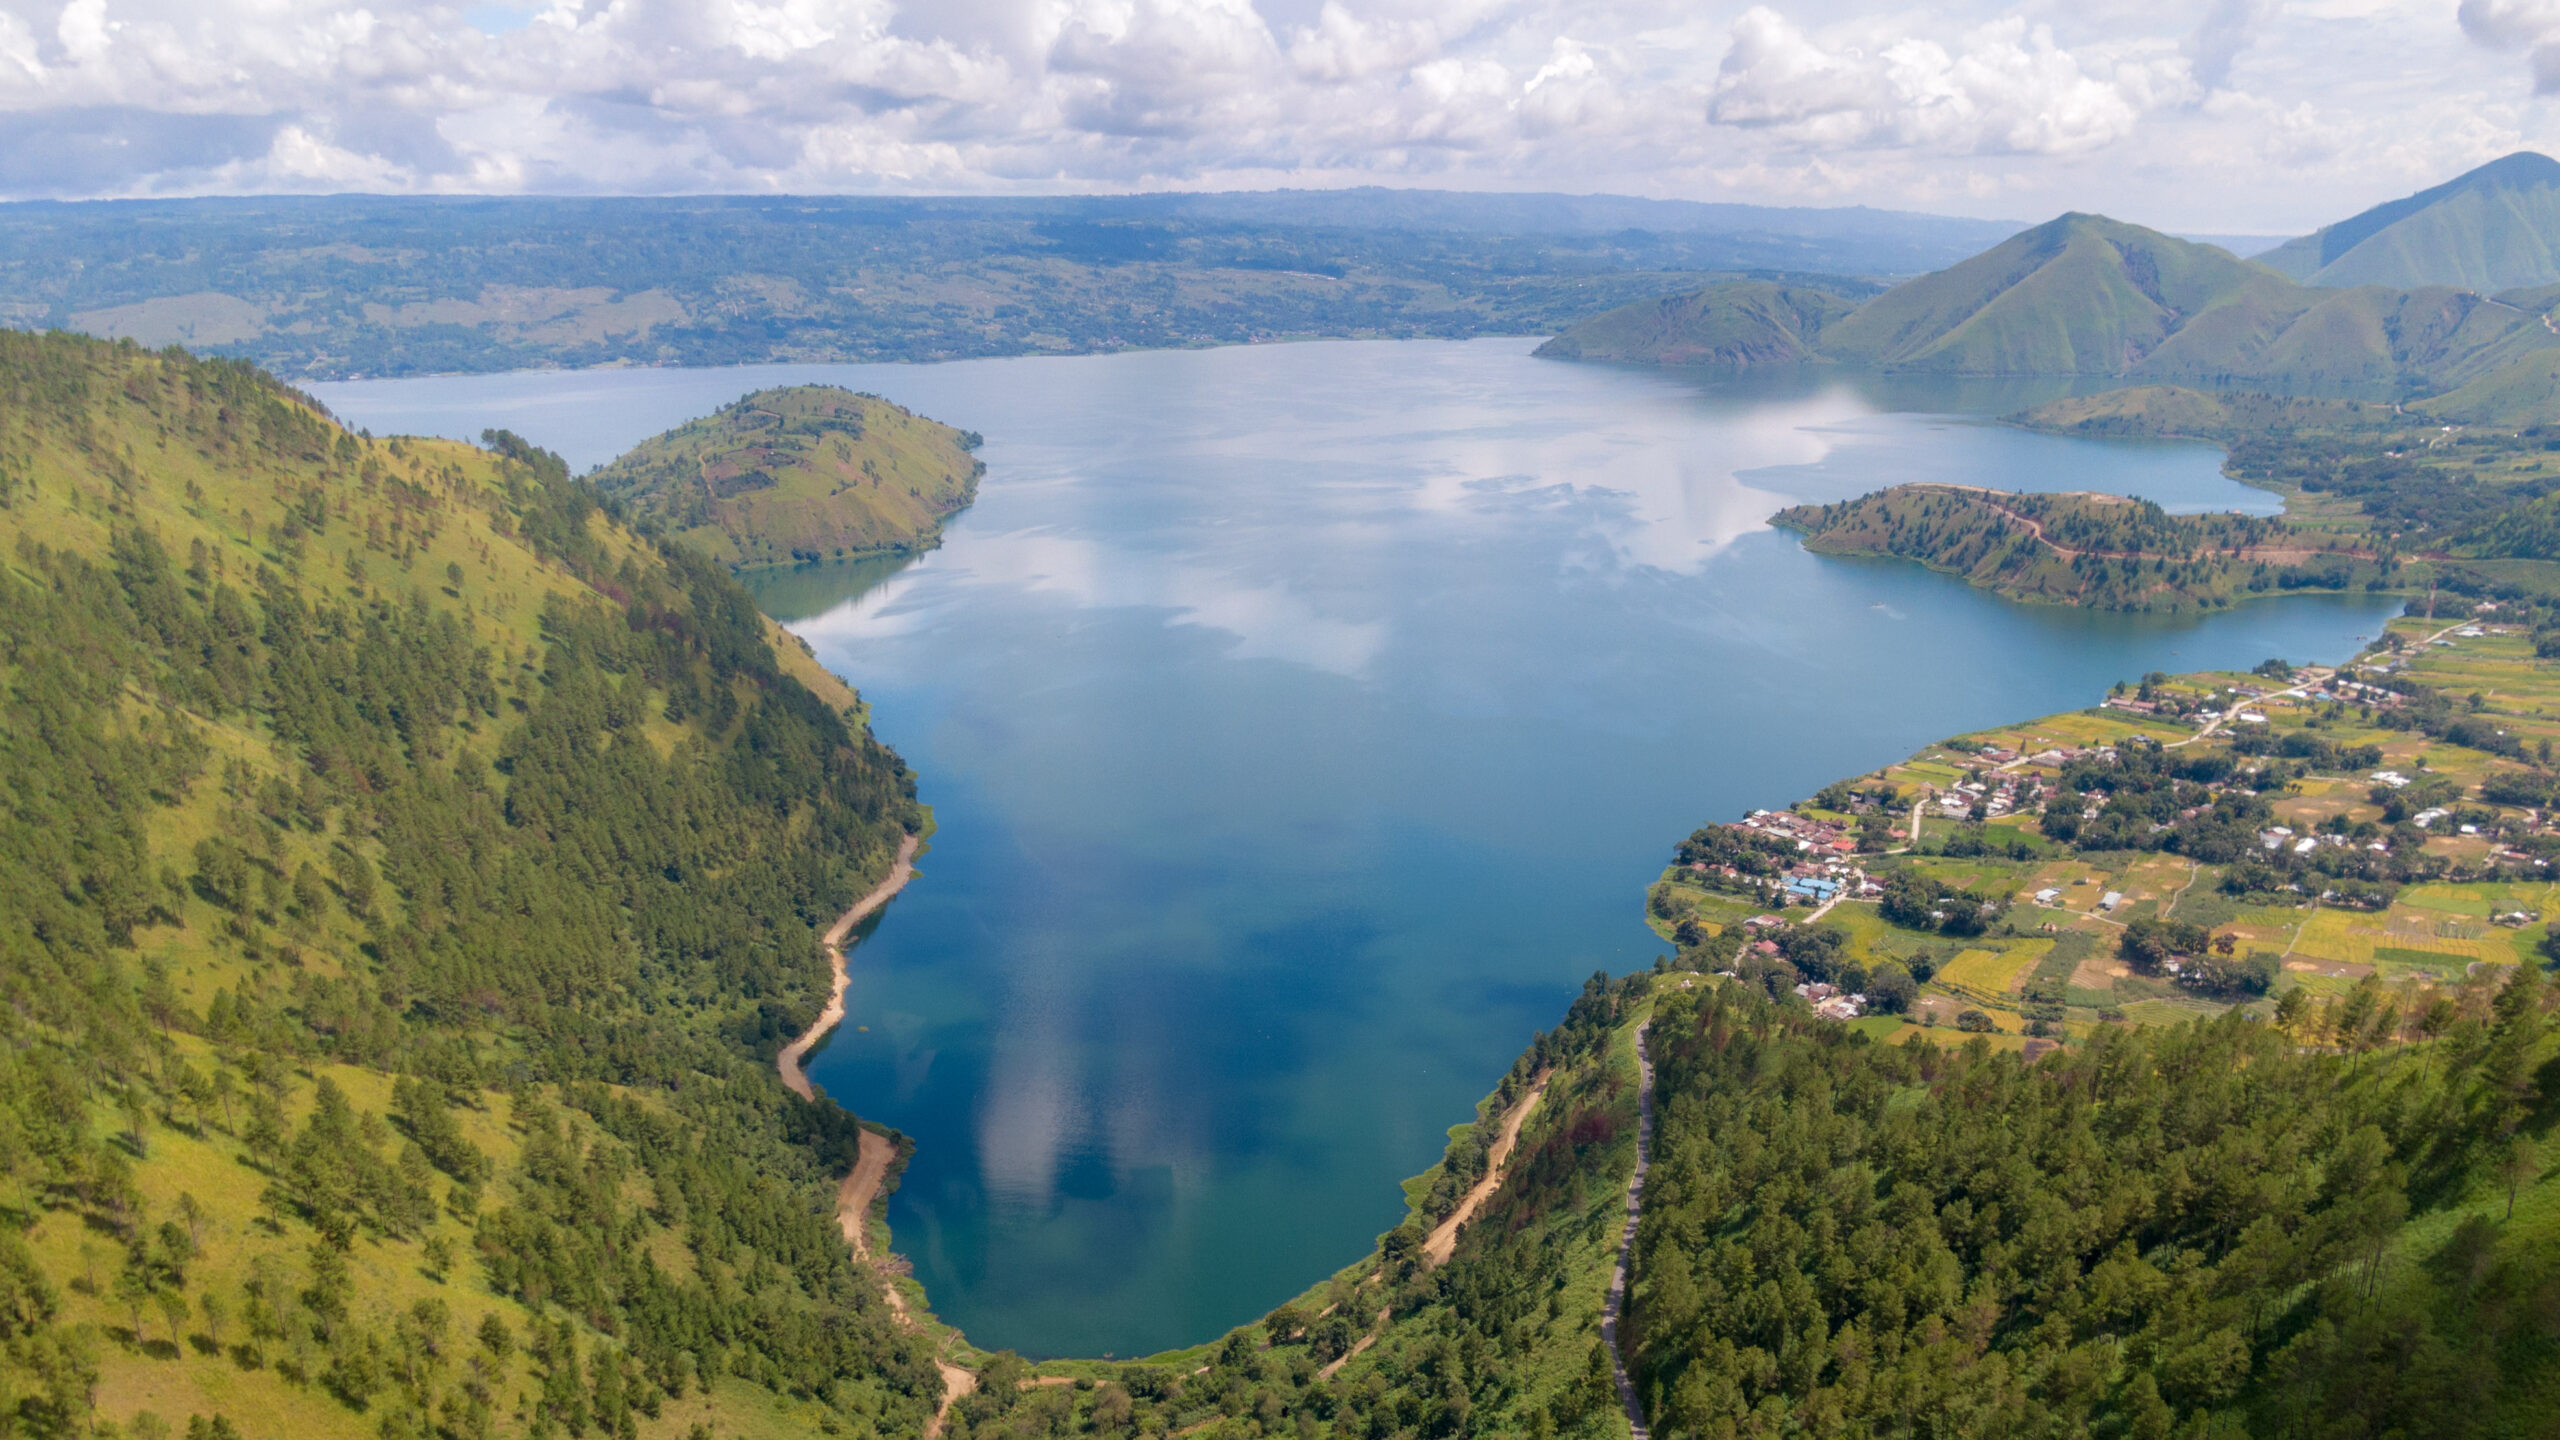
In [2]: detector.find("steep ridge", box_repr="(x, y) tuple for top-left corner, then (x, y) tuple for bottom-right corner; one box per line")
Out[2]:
(2260, 151), (2560, 290)
(0, 331), (943, 1437)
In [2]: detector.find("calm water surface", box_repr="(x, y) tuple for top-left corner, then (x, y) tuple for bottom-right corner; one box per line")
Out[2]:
(317, 340), (2399, 1359)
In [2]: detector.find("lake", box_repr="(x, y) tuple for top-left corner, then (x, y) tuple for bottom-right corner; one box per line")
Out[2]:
(315, 339), (2400, 1360)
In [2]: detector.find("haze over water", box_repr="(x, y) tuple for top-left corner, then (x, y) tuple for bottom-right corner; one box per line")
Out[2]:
(318, 338), (2400, 1359)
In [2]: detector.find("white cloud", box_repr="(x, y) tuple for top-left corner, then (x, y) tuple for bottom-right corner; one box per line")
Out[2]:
(1708, 7), (2194, 156)
(0, 0), (2535, 230)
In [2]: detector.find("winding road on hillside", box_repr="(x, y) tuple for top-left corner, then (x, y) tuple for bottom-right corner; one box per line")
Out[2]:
(1602, 1022), (1656, 1440)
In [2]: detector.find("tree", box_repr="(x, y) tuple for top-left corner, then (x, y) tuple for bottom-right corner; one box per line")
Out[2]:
(1866, 962), (1918, 1014)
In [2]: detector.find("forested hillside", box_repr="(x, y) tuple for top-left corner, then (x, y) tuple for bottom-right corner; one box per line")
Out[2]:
(1628, 979), (2559, 1438)
(0, 331), (945, 1437)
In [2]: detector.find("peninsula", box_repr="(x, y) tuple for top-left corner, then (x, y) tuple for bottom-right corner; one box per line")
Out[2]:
(589, 384), (985, 570)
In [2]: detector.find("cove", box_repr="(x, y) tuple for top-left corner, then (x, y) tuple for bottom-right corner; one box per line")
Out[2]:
(314, 338), (2401, 1361)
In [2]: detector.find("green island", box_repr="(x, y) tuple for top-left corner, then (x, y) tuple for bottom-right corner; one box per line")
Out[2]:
(588, 386), (985, 572)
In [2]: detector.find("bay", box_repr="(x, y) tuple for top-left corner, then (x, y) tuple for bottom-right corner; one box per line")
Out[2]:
(315, 338), (2398, 1360)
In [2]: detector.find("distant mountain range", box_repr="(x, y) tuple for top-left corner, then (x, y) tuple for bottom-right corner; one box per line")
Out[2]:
(1541, 156), (2560, 409)
(1, 191), (2024, 379)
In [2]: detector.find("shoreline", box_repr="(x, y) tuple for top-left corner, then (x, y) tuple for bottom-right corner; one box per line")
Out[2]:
(778, 830), (921, 1101)
(772, 832), (975, 1431)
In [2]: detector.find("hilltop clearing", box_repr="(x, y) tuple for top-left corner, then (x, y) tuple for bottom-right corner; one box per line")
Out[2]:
(589, 385), (984, 570)
(0, 331), (947, 1438)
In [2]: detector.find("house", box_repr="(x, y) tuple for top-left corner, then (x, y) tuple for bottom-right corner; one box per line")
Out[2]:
(2100, 891), (2124, 911)
(2034, 887), (2062, 904)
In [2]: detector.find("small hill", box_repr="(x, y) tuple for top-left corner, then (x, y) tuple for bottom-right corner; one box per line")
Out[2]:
(589, 385), (983, 569)
(1531, 280), (1855, 365)
(2260, 151), (2560, 290)
(1817, 214), (2298, 375)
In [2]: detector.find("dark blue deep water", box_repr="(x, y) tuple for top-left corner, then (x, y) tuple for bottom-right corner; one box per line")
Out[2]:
(318, 340), (2399, 1359)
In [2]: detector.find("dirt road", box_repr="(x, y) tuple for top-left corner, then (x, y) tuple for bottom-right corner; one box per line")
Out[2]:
(1422, 1072), (1551, 1267)
(1602, 1022), (1656, 1440)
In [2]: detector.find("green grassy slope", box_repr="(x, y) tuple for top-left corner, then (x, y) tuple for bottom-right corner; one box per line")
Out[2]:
(2425, 350), (2560, 426)
(587, 385), (984, 570)
(1530, 281), (1856, 365)
(1820, 214), (2300, 375)
(0, 332), (945, 1439)
(2261, 151), (2560, 291)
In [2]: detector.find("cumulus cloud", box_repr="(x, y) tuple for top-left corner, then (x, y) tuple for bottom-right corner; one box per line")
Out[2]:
(1707, 7), (2194, 156)
(2458, 0), (2560, 91)
(0, 0), (2533, 229)
(2185, 0), (2274, 91)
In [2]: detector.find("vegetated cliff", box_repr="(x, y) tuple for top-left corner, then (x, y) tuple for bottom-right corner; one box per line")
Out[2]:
(588, 384), (985, 570)
(0, 331), (944, 1437)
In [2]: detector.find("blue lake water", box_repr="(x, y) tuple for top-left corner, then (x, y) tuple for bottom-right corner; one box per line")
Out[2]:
(316, 339), (2400, 1360)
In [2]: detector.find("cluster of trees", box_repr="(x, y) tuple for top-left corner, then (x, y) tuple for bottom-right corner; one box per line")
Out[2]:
(1625, 973), (2557, 1439)
(2037, 741), (2282, 861)
(2118, 917), (2281, 998)
(1877, 870), (2003, 937)
(0, 332), (940, 1436)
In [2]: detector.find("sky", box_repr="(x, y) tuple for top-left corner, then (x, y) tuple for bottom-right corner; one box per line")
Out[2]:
(0, 0), (2550, 231)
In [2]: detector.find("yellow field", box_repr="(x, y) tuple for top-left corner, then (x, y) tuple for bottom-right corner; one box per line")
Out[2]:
(2290, 906), (2510, 967)
(1937, 941), (2047, 993)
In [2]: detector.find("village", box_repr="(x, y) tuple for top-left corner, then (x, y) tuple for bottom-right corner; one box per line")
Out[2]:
(1655, 612), (2560, 1047)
